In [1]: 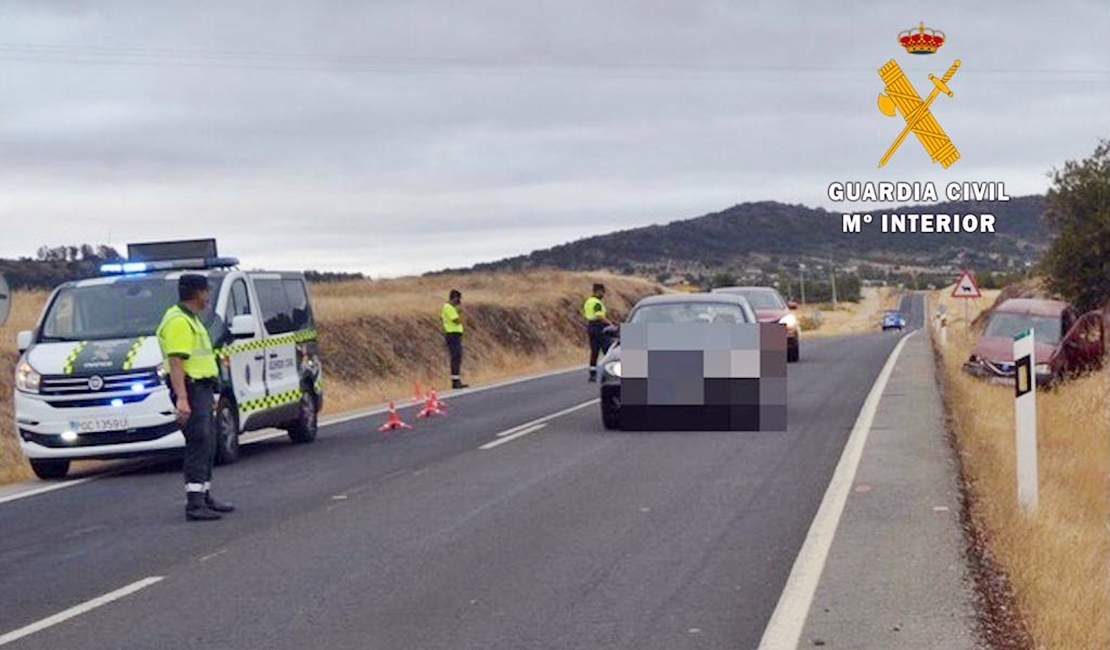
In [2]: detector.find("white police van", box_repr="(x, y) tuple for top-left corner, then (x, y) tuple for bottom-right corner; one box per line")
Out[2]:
(14, 239), (323, 479)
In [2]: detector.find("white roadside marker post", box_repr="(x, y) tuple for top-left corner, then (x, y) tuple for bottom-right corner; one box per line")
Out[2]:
(1013, 328), (1038, 513)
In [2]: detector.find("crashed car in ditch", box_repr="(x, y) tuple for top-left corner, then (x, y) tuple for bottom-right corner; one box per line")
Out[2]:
(962, 298), (1104, 387)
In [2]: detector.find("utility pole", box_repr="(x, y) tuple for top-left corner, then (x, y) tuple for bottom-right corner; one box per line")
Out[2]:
(829, 258), (837, 307)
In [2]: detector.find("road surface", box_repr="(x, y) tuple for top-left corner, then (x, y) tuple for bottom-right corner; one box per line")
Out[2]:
(0, 296), (924, 650)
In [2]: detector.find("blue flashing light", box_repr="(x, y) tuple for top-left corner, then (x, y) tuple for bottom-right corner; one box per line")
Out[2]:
(130, 383), (145, 393)
(122, 262), (148, 273)
(100, 263), (123, 274)
(111, 398), (124, 407)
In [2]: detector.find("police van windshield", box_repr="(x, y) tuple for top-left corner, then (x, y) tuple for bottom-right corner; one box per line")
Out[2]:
(40, 276), (223, 342)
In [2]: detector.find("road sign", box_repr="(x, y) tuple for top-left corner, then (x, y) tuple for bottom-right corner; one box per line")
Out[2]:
(951, 270), (981, 298)
(0, 273), (9, 328)
(1013, 329), (1037, 512)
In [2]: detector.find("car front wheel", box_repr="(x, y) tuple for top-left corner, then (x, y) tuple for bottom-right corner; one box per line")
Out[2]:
(30, 458), (70, 480)
(601, 387), (620, 430)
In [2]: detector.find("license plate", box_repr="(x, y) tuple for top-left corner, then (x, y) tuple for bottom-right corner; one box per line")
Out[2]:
(69, 417), (129, 433)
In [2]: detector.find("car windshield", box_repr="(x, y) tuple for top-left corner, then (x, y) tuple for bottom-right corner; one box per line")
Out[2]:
(983, 312), (1062, 346)
(732, 291), (785, 310)
(40, 275), (223, 342)
(629, 302), (751, 324)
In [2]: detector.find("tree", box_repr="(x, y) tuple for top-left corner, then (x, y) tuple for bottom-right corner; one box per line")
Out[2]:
(708, 271), (737, 289)
(1040, 138), (1110, 312)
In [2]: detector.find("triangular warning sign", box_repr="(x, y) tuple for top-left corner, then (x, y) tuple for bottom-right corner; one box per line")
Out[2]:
(951, 270), (982, 298)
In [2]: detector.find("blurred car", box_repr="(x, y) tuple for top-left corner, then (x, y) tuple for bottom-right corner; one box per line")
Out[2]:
(881, 309), (906, 331)
(962, 298), (1104, 387)
(711, 286), (800, 362)
(598, 293), (758, 430)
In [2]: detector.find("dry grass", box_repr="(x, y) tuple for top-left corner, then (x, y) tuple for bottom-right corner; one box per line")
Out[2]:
(1, 290), (49, 484)
(797, 285), (898, 337)
(930, 286), (1109, 650)
(0, 271), (663, 485)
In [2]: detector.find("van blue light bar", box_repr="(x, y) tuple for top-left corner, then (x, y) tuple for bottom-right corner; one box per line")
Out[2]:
(99, 257), (239, 275)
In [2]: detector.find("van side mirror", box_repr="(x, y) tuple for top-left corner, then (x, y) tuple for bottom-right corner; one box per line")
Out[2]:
(16, 330), (33, 353)
(229, 315), (255, 339)
(787, 301), (798, 310)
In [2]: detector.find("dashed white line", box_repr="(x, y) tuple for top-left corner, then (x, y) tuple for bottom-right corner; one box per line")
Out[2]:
(0, 576), (164, 647)
(480, 424), (547, 450)
(757, 331), (915, 650)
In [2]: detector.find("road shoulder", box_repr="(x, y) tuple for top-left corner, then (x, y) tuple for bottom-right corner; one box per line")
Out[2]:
(798, 331), (982, 649)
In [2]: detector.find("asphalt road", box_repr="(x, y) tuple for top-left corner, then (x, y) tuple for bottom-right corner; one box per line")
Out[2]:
(0, 295), (924, 650)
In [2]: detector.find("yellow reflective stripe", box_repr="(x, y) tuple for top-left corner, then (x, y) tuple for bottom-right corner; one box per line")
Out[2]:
(121, 337), (146, 371)
(240, 387), (303, 413)
(216, 328), (318, 359)
(62, 342), (88, 375)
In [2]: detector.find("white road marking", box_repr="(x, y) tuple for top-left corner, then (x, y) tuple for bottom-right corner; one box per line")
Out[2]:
(479, 424), (547, 450)
(0, 576), (164, 647)
(495, 399), (599, 437)
(933, 506), (950, 512)
(199, 549), (227, 562)
(0, 477), (99, 506)
(757, 331), (915, 650)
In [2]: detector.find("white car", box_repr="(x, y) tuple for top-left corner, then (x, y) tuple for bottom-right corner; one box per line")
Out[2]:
(14, 239), (323, 479)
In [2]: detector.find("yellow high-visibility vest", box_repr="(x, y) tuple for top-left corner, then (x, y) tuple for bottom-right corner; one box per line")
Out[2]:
(583, 296), (606, 321)
(156, 304), (218, 379)
(442, 302), (463, 334)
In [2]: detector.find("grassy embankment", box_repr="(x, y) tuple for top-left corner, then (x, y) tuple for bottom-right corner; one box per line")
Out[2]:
(930, 284), (1108, 650)
(796, 285), (899, 337)
(0, 271), (662, 485)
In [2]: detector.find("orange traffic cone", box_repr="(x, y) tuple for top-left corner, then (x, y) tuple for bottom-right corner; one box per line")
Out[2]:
(377, 401), (413, 431)
(417, 390), (447, 418)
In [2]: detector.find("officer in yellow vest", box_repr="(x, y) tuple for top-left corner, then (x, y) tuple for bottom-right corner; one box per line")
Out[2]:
(156, 274), (235, 521)
(584, 283), (613, 382)
(442, 289), (469, 389)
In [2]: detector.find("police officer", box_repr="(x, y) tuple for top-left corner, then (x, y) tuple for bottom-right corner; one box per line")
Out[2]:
(156, 274), (235, 521)
(584, 283), (613, 382)
(442, 289), (469, 389)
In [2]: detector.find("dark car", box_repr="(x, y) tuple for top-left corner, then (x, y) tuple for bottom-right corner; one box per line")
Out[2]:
(963, 298), (1104, 386)
(881, 309), (906, 331)
(597, 293), (758, 430)
(711, 286), (800, 362)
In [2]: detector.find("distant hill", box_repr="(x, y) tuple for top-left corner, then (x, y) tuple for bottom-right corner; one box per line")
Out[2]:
(465, 195), (1048, 280)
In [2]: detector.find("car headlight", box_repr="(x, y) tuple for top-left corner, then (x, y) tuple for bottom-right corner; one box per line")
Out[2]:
(156, 364), (169, 382)
(778, 313), (798, 329)
(15, 360), (41, 393)
(1034, 363), (1050, 375)
(603, 361), (622, 378)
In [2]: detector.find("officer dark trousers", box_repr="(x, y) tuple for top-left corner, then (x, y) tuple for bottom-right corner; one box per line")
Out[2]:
(179, 378), (217, 490)
(445, 332), (463, 384)
(587, 321), (608, 380)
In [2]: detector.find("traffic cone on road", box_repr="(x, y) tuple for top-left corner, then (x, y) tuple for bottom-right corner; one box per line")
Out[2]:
(377, 401), (413, 432)
(417, 390), (447, 418)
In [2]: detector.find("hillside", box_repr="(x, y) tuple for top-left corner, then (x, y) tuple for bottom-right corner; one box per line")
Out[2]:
(463, 195), (1048, 282)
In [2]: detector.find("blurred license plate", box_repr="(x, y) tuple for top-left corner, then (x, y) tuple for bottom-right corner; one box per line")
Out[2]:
(70, 417), (128, 433)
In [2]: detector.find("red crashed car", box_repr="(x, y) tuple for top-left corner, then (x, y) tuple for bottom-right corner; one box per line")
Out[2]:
(711, 286), (800, 362)
(963, 298), (1104, 386)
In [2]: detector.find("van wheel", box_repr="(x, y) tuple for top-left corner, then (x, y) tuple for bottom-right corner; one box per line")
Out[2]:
(287, 389), (318, 444)
(601, 389), (620, 430)
(30, 458), (70, 480)
(214, 397), (241, 465)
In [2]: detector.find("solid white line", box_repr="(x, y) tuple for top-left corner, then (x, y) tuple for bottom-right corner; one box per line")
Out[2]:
(0, 476), (99, 506)
(480, 424), (547, 450)
(495, 399), (599, 437)
(757, 330), (915, 650)
(0, 576), (164, 647)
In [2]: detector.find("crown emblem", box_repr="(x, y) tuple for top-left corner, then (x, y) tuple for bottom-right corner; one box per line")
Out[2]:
(899, 21), (944, 55)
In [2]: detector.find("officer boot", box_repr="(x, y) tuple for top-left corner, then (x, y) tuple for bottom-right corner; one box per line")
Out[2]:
(588, 368), (597, 382)
(186, 491), (222, 521)
(205, 491), (236, 513)
(452, 378), (469, 389)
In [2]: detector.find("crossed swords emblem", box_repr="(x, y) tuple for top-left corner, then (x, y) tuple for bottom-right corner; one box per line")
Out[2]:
(877, 58), (961, 168)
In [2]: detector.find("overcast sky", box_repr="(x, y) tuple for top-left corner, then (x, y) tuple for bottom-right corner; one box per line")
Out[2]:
(2, 1), (1108, 276)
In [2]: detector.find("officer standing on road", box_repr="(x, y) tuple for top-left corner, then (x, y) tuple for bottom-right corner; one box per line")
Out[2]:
(156, 274), (235, 522)
(584, 283), (613, 382)
(442, 289), (469, 390)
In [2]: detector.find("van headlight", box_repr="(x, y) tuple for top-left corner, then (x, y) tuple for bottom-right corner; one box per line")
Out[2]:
(156, 365), (168, 382)
(779, 313), (798, 329)
(603, 361), (622, 378)
(16, 360), (41, 393)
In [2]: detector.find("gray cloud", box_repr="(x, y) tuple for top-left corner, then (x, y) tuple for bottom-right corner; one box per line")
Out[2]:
(1, 0), (1107, 275)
